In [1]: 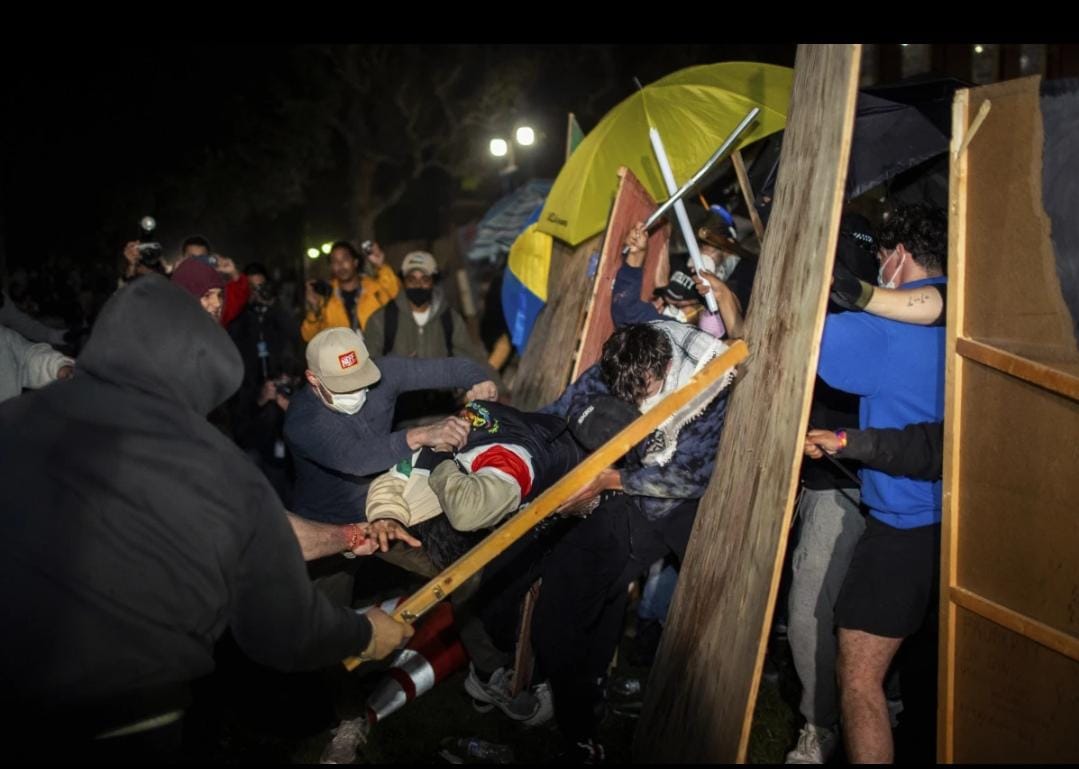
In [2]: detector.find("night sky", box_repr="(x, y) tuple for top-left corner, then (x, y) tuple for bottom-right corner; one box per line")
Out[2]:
(2, 44), (796, 278)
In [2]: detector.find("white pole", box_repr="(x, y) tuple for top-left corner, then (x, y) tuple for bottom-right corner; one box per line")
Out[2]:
(649, 127), (719, 313)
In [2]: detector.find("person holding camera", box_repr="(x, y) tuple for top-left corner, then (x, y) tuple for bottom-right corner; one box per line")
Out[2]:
(363, 250), (500, 427)
(228, 263), (304, 505)
(300, 240), (399, 343)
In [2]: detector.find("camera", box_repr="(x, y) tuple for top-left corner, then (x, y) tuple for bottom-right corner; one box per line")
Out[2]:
(311, 279), (333, 299)
(275, 375), (297, 398)
(136, 216), (164, 268)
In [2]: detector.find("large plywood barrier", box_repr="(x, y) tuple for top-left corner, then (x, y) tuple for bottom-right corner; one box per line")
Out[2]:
(633, 44), (862, 763)
(571, 168), (670, 380)
(512, 235), (600, 411)
(940, 76), (1079, 762)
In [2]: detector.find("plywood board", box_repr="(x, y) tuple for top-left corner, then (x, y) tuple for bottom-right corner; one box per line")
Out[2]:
(512, 235), (601, 411)
(570, 168), (670, 381)
(633, 44), (862, 763)
(956, 362), (1079, 638)
(961, 77), (1078, 360)
(941, 74), (1079, 762)
(952, 607), (1079, 762)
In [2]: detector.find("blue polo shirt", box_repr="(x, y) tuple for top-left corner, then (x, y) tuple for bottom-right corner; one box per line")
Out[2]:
(817, 277), (947, 528)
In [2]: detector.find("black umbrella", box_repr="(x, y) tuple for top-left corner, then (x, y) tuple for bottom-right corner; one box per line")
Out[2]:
(759, 88), (952, 202)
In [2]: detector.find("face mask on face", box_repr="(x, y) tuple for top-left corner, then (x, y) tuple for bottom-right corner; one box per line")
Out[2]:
(877, 249), (906, 289)
(660, 304), (688, 323)
(405, 287), (433, 307)
(329, 389), (367, 415)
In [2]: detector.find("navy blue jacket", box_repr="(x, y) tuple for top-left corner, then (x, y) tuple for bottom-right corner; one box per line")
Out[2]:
(285, 355), (489, 523)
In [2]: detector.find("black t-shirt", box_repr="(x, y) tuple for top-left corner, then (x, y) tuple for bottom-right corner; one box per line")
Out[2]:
(726, 254), (759, 314)
(340, 288), (360, 329)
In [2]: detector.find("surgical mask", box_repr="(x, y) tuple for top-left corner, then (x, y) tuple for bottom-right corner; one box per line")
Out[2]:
(661, 304), (688, 323)
(639, 386), (667, 414)
(325, 387), (367, 415)
(405, 287), (432, 307)
(877, 249), (906, 289)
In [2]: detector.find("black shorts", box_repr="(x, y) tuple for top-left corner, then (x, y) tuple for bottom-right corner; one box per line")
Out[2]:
(835, 515), (941, 638)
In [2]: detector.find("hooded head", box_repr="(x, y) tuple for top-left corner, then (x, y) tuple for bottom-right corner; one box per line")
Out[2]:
(78, 275), (242, 415)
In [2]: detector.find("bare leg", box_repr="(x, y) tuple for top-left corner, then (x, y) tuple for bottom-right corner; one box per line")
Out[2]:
(837, 628), (904, 763)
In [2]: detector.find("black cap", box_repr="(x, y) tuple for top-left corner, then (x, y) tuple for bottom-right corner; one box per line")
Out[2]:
(652, 253), (700, 304)
(569, 395), (640, 451)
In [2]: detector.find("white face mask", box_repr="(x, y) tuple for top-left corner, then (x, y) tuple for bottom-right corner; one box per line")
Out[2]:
(661, 304), (688, 323)
(329, 389), (367, 415)
(877, 249), (906, 289)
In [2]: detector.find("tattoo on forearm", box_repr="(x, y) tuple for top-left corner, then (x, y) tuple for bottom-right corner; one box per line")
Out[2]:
(906, 292), (931, 307)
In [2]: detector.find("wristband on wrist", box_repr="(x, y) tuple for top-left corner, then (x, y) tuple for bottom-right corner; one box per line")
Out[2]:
(835, 430), (848, 451)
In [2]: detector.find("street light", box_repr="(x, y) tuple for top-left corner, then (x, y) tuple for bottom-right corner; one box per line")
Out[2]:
(320, 242), (333, 254)
(306, 248), (320, 260)
(489, 124), (535, 175)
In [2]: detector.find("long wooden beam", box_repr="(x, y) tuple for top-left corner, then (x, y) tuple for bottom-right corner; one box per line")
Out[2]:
(633, 44), (862, 762)
(343, 341), (748, 671)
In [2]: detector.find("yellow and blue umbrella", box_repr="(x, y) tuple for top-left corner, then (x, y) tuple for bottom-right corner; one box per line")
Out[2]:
(537, 62), (794, 247)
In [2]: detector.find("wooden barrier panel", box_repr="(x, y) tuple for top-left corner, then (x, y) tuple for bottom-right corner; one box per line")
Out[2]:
(939, 76), (1079, 762)
(633, 44), (861, 763)
(571, 168), (670, 381)
(512, 235), (600, 411)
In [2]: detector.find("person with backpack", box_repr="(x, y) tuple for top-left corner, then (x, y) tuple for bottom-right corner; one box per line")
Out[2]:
(363, 251), (499, 426)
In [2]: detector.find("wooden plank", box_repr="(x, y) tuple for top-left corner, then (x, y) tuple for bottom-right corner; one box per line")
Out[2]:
(343, 342), (747, 671)
(511, 235), (600, 411)
(952, 607), (1079, 762)
(957, 336), (1079, 402)
(951, 587), (1079, 663)
(570, 168), (670, 382)
(633, 44), (862, 763)
(731, 149), (766, 242)
(939, 84), (970, 764)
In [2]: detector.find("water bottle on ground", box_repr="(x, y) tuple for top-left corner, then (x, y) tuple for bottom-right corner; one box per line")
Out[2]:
(439, 736), (515, 764)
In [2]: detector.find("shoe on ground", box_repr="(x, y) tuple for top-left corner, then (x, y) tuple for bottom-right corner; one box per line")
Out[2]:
(785, 723), (838, 764)
(463, 664), (540, 722)
(523, 680), (553, 727)
(556, 738), (606, 764)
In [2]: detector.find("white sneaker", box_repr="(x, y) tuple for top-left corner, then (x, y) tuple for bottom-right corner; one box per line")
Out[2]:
(463, 665), (540, 721)
(523, 681), (554, 726)
(785, 723), (838, 764)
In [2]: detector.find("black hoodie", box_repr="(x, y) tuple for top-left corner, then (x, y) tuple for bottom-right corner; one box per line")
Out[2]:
(0, 275), (371, 736)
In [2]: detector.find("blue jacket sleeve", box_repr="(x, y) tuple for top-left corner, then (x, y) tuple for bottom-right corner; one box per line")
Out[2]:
(612, 263), (664, 327)
(539, 365), (610, 417)
(817, 312), (888, 397)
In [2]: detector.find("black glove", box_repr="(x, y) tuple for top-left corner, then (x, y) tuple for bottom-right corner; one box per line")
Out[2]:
(830, 262), (875, 311)
(414, 446), (454, 472)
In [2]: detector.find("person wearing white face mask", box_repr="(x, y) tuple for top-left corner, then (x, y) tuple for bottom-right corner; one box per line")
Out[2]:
(283, 327), (496, 604)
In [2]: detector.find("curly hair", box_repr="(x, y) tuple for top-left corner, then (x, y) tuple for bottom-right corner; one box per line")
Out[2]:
(330, 241), (361, 261)
(599, 324), (672, 405)
(877, 203), (948, 274)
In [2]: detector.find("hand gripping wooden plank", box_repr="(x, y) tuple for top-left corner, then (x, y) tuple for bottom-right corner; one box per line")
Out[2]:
(344, 339), (748, 671)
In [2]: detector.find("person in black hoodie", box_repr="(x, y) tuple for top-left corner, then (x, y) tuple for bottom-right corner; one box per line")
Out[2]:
(0, 275), (411, 761)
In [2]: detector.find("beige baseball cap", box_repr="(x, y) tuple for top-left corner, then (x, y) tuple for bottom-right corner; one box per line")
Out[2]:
(306, 328), (381, 392)
(400, 250), (438, 276)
